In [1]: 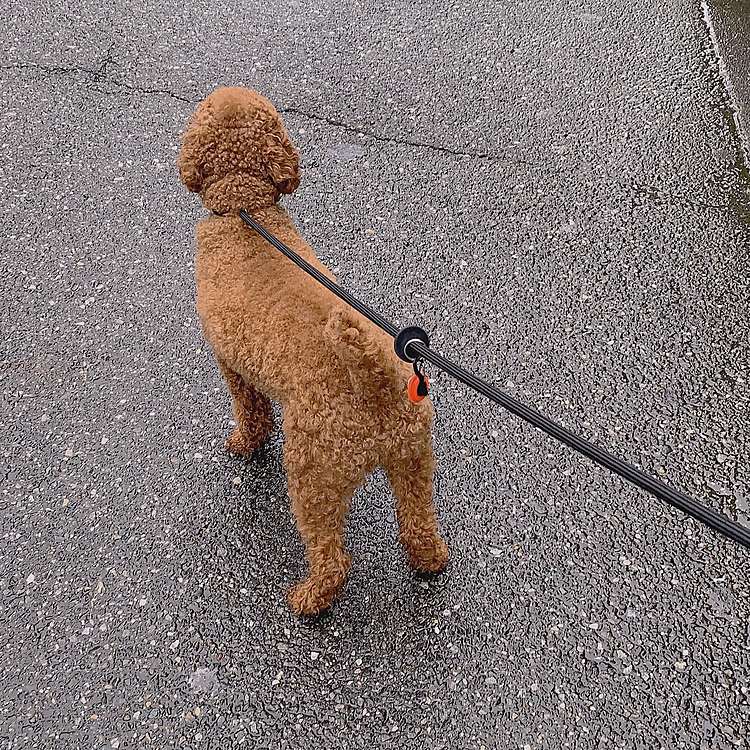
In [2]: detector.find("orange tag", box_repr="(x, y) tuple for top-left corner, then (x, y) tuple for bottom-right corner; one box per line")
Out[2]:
(407, 373), (429, 403)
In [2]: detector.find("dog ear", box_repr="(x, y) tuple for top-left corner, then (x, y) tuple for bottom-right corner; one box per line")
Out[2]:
(177, 127), (204, 193)
(265, 124), (301, 194)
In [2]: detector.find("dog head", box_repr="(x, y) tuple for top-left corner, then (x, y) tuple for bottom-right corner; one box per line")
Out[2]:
(178, 87), (301, 213)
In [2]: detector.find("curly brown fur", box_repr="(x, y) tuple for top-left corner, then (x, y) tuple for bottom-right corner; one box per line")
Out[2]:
(179, 87), (448, 615)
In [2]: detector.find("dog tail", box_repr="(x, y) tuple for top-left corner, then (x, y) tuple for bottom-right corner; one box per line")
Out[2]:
(324, 307), (405, 399)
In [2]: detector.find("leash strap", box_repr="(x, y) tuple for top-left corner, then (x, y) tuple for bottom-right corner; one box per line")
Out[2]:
(238, 209), (750, 550)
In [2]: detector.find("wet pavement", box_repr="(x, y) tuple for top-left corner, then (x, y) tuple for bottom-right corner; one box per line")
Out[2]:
(706, 0), (750, 151)
(1, 1), (749, 749)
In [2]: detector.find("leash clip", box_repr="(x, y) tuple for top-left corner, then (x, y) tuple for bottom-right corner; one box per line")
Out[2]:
(408, 358), (429, 403)
(396, 326), (431, 403)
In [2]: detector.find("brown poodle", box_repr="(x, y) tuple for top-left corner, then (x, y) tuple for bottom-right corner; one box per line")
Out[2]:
(178, 87), (448, 615)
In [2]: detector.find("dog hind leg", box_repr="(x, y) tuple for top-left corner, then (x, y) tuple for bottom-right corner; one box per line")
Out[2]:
(283, 428), (363, 615)
(384, 435), (449, 573)
(218, 359), (274, 456)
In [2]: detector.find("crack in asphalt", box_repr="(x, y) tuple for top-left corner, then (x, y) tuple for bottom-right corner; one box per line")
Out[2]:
(278, 105), (539, 165)
(1, 60), (739, 214)
(1, 54), (194, 104)
(0, 60), (533, 162)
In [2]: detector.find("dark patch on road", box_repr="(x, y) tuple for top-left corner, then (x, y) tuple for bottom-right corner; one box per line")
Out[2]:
(704, 0), (750, 228)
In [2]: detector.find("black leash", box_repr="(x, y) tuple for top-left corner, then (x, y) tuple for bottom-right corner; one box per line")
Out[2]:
(238, 209), (750, 551)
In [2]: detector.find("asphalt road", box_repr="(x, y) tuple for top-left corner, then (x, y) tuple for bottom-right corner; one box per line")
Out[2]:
(707, 0), (750, 150)
(1, 1), (749, 749)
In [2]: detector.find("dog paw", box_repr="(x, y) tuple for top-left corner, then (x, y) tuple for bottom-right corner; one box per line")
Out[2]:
(287, 578), (335, 616)
(225, 429), (260, 457)
(404, 535), (449, 573)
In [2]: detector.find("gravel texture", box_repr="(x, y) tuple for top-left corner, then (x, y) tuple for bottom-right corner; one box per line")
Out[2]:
(1, 1), (749, 748)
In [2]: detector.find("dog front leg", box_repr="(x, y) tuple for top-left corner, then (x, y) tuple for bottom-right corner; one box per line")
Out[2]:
(217, 358), (274, 456)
